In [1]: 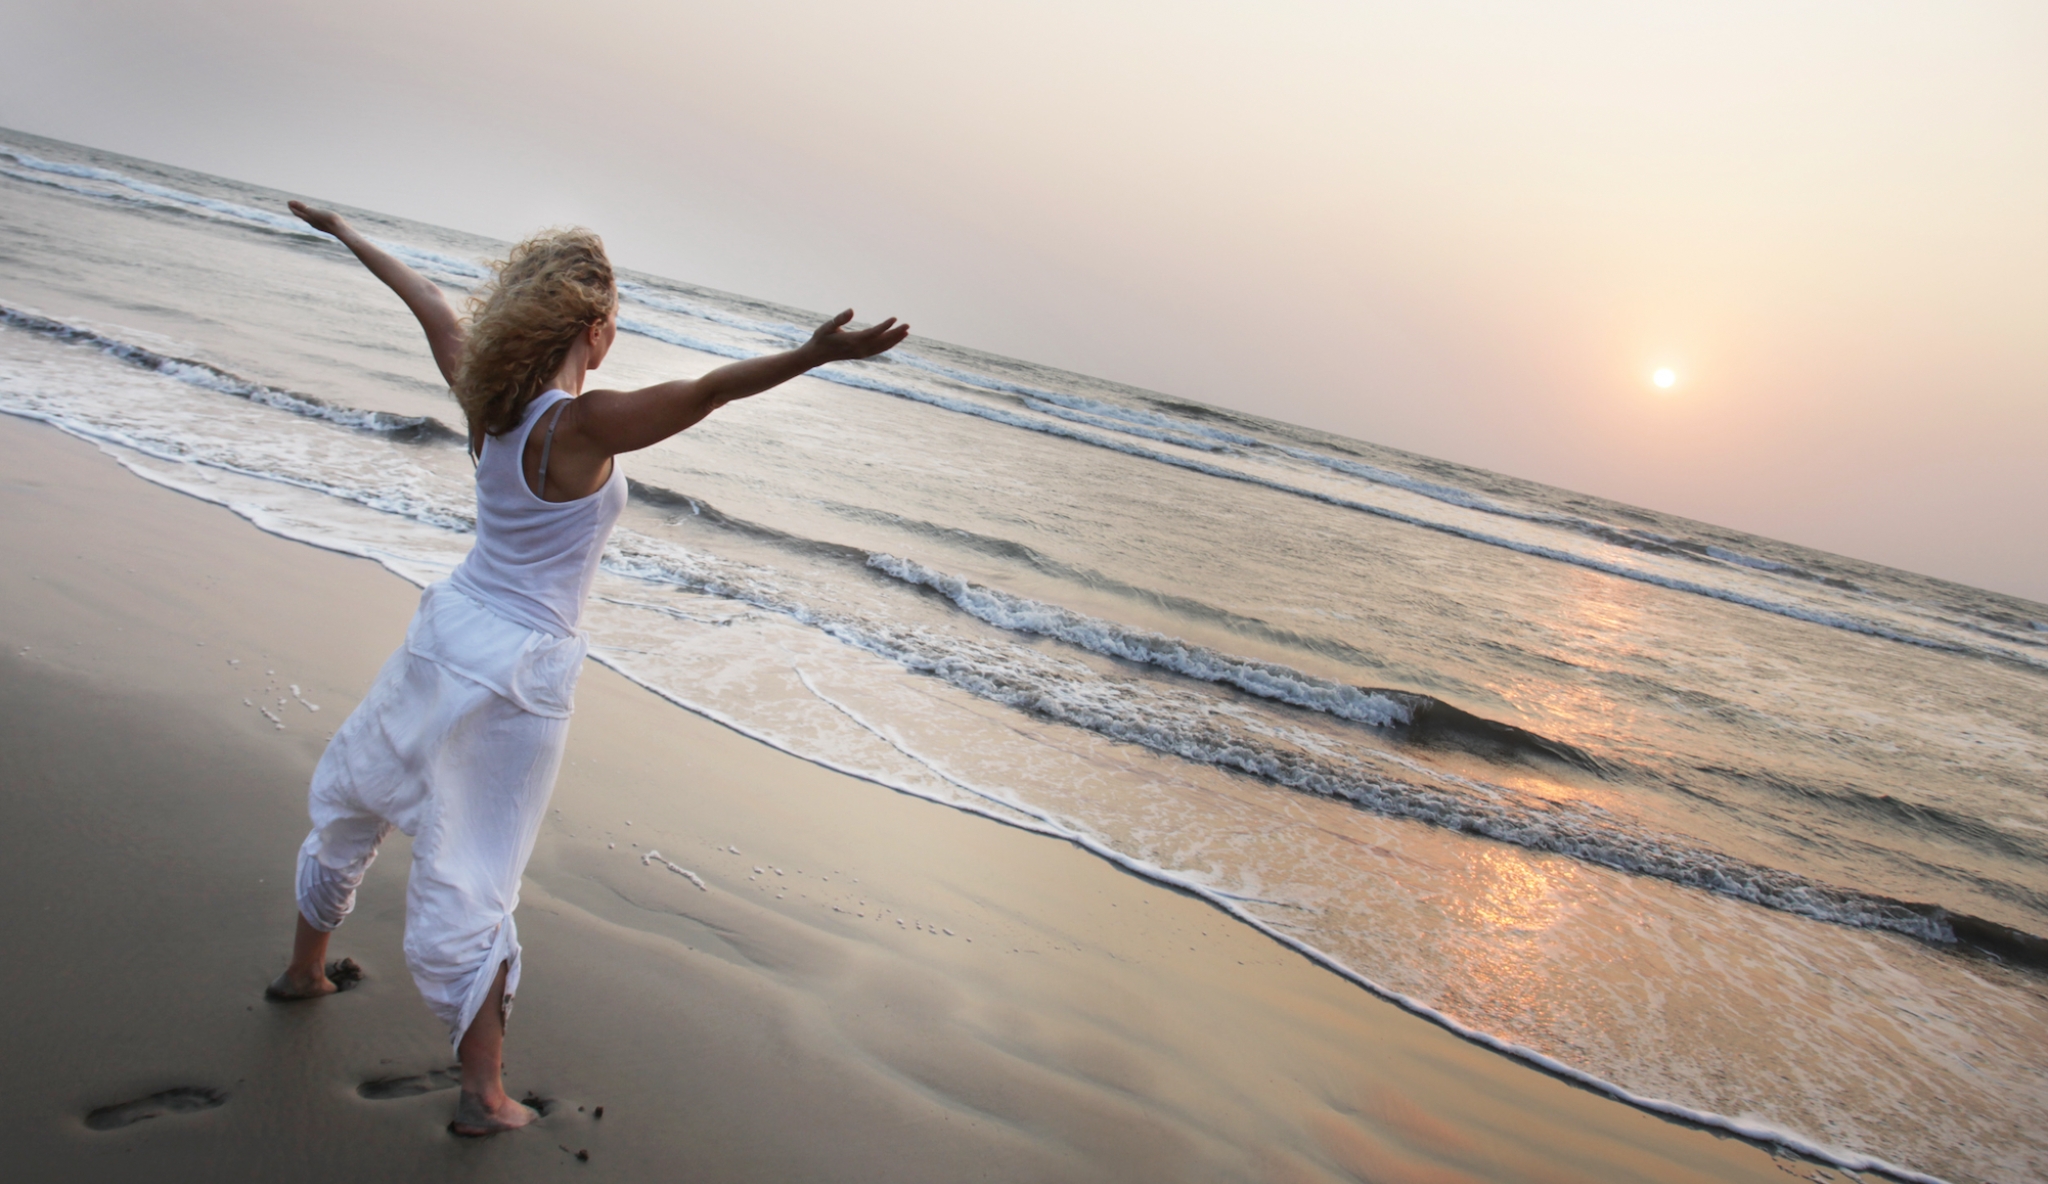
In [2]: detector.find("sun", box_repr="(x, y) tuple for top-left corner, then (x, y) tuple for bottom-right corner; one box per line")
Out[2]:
(1652, 368), (1677, 390)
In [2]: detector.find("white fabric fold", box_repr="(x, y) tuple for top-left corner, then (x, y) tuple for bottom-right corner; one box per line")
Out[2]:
(405, 581), (588, 718)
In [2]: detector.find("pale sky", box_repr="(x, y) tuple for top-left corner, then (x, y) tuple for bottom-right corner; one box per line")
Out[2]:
(5, 0), (2045, 599)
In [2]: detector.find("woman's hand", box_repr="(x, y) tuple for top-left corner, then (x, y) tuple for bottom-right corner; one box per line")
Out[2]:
(802, 310), (910, 364)
(566, 307), (914, 458)
(287, 200), (352, 240)
(286, 199), (464, 386)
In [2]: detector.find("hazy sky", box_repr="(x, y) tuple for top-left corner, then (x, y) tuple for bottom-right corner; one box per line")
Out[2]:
(5, 1), (2045, 599)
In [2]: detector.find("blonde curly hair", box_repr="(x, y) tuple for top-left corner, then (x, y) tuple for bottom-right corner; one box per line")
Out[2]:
(455, 228), (617, 449)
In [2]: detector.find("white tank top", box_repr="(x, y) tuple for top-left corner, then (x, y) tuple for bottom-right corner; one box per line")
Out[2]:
(447, 390), (626, 638)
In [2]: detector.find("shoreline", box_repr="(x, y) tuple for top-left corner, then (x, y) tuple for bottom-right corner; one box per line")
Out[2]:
(1, 411), (1897, 1182)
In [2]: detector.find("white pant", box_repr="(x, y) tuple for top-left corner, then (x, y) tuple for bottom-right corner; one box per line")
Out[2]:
(295, 582), (584, 1053)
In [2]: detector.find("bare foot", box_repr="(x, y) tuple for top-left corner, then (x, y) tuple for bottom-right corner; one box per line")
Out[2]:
(265, 957), (362, 1001)
(448, 1090), (540, 1137)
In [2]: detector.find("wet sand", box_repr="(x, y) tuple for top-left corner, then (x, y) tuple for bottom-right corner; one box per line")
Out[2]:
(0, 413), (1861, 1182)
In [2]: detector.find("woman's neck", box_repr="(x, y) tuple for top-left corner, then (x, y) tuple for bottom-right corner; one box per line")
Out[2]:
(548, 337), (596, 396)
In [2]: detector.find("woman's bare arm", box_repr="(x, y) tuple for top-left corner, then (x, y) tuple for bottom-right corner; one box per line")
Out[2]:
(288, 201), (466, 386)
(568, 310), (910, 456)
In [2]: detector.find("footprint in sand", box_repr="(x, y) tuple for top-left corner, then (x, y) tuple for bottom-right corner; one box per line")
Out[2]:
(358, 1067), (461, 1100)
(85, 1087), (227, 1130)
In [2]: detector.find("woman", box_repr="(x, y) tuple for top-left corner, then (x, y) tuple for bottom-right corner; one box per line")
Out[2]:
(266, 200), (908, 1135)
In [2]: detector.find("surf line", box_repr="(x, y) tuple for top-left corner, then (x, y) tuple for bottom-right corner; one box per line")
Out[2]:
(612, 654), (1951, 1184)
(588, 528), (2025, 963)
(0, 324), (2014, 963)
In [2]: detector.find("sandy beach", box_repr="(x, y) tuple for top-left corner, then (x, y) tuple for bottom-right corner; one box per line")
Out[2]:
(0, 417), (1880, 1183)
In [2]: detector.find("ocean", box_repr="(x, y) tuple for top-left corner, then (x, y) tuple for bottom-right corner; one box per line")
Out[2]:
(1, 129), (2041, 1183)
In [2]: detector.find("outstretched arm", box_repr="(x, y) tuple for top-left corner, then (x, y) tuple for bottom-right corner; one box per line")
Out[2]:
(288, 201), (465, 386)
(568, 310), (910, 456)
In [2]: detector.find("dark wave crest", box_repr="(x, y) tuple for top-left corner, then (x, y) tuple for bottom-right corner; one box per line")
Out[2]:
(624, 479), (872, 566)
(1376, 690), (1613, 775)
(0, 306), (464, 444)
(816, 500), (1412, 673)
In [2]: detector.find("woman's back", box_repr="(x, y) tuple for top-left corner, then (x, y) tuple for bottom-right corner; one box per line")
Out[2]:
(448, 390), (625, 639)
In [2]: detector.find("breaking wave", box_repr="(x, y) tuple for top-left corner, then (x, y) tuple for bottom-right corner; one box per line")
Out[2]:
(0, 305), (464, 443)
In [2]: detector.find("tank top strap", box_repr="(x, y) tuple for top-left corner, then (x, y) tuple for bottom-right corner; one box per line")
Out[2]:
(536, 398), (572, 500)
(512, 390), (574, 453)
(482, 390), (573, 481)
